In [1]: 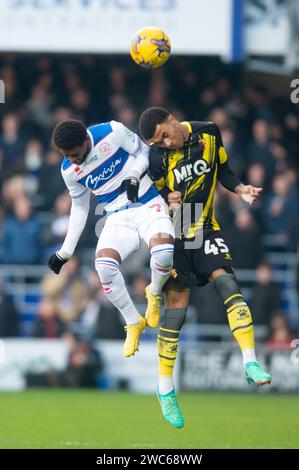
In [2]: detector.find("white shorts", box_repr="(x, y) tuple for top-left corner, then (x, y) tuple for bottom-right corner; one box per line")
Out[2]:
(96, 195), (174, 261)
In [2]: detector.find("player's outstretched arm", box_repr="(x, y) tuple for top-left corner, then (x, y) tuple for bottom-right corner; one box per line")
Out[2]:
(235, 183), (263, 206)
(48, 190), (90, 274)
(214, 122), (263, 206)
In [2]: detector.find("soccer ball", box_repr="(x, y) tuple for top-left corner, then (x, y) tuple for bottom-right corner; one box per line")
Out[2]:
(130, 27), (171, 69)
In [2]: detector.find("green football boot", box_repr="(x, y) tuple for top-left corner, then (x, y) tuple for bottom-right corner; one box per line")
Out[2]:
(245, 361), (272, 386)
(156, 388), (185, 429)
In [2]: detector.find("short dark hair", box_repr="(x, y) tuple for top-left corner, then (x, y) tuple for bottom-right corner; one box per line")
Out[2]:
(138, 107), (170, 141)
(52, 119), (87, 151)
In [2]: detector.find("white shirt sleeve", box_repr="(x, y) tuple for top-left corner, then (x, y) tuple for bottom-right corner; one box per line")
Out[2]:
(110, 120), (149, 178)
(58, 168), (90, 258)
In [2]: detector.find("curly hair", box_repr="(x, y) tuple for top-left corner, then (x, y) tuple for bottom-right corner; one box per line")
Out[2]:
(52, 119), (87, 151)
(138, 107), (170, 141)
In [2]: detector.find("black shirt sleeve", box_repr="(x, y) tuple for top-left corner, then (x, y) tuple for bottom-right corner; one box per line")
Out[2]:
(218, 161), (241, 192)
(212, 122), (241, 192)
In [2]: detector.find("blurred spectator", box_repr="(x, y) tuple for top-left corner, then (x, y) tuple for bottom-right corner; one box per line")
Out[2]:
(42, 256), (88, 326)
(24, 139), (43, 196)
(1, 175), (27, 214)
(269, 123), (289, 174)
(50, 106), (73, 128)
(76, 271), (100, 339)
(198, 87), (218, 118)
(214, 186), (235, 231)
(288, 216), (299, 253)
(61, 332), (103, 388)
(216, 76), (232, 104)
(76, 271), (124, 340)
(116, 106), (137, 131)
(109, 66), (127, 93)
(33, 298), (66, 338)
(266, 314), (295, 351)
(108, 93), (130, 117)
(38, 149), (66, 210)
(225, 209), (263, 269)
(26, 85), (53, 127)
(247, 119), (275, 177)
(209, 108), (231, 129)
(247, 163), (267, 191)
(262, 173), (299, 236)
(0, 281), (20, 337)
(44, 192), (71, 252)
(128, 274), (149, 316)
(121, 242), (149, 278)
(24, 139), (43, 174)
(63, 70), (82, 94)
(190, 283), (227, 327)
(26, 331), (103, 388)
(244, 84), (273, 124)
(0, 113), (26, 174)
(1, 195), (43, 264)
(0, 64), (18, 104)
(250, 263), (282, 326)
(69, 88), (97, 123)
(219, 125), (246, 178)
(284, 113), (299, 164)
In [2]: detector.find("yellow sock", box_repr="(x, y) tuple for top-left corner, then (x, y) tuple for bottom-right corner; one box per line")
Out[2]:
(224, 294), (255, 352)
(158, 327), (179, 377)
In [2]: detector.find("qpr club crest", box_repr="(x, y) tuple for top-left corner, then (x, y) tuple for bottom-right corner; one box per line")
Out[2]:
(99, 141), (113, 157)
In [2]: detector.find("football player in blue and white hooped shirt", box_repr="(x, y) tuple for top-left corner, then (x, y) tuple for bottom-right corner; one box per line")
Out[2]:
(48, 119), (174, 357)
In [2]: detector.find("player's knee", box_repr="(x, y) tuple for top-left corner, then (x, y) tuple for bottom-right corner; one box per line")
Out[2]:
(150, 244), (174, 273)
(165, 286), (189, 309)
(213, 273), (242, 304)
(161, 308), (187, 331)
(95, 257), (120, 284)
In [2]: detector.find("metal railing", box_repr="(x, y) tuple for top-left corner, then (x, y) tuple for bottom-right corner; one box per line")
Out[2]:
(0, 253), (298, 337)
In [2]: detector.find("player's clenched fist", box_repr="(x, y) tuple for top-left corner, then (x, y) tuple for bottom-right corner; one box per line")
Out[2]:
(121, 176), (140, 203)
(167, 191), (182, 209)
(48, 252), (68, 274)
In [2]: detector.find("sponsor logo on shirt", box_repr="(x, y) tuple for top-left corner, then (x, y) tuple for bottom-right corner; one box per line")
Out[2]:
(85, 158), (122, 189)
(173, 159), (210, 184)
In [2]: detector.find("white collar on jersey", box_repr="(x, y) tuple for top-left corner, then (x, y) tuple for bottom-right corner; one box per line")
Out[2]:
(87, 129), (94, 151)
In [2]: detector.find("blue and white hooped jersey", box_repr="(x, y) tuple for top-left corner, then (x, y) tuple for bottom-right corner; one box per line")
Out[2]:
(61, 120), (158, 212)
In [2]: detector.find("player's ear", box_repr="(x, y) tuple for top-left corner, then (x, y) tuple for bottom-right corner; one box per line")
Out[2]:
(168, 114), (176, 123)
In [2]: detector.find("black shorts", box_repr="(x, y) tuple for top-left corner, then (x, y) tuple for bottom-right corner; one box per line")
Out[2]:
(167, 229), (234, 289)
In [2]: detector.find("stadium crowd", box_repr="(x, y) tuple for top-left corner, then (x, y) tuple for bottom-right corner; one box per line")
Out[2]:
(0, 54), (298, 342)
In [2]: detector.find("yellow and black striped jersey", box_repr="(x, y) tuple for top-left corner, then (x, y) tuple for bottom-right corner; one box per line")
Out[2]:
(149, 121), (241, 238)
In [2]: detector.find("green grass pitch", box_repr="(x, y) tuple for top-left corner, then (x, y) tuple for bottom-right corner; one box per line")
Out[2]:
(0, 389), (298, 449)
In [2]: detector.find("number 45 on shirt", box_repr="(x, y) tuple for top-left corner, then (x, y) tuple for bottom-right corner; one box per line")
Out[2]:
(204, 238), (229, 256)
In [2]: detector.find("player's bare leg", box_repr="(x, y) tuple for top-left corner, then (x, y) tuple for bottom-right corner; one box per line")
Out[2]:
(144, 233), (174, 328)
(95, 248), (145, 357)
(209, 268), (272, 386)
(155, 283), (188, 428)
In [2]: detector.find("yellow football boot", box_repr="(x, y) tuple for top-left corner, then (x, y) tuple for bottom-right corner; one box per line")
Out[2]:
(123, 314), (146, 357)
(145, 284), (162, 328)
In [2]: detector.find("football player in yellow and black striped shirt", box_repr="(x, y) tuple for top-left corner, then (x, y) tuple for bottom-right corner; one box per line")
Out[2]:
(139, 107), (272, 429)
